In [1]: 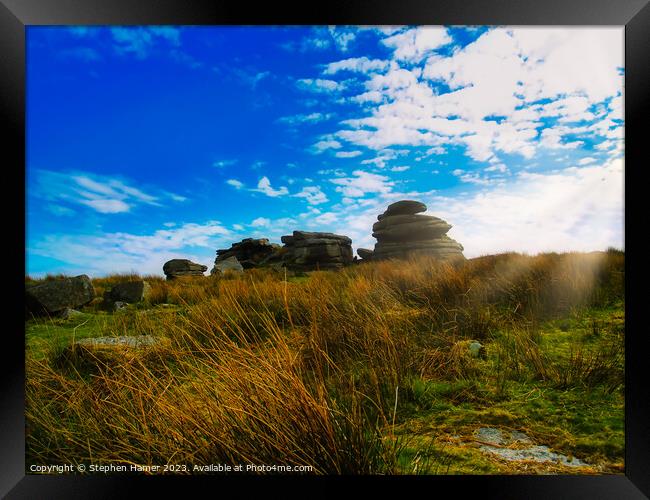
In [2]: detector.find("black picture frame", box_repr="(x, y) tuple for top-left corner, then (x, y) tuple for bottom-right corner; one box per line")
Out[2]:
(4, 0), (648, 497)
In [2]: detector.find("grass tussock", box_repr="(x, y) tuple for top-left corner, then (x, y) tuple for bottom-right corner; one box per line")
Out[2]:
(25, 250), (624, 474)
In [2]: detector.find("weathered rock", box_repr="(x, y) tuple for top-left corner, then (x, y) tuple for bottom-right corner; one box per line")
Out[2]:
(76, 335), (162, 347)
(473, 428), (588, 467)
(26, 275), (95, 316)
(373, 220), (452, 242)
(468, 341), (486, 359)
(213, 238), (280, 271)
(370, 200), (465, 261)
(108, 280), (151, 303)
(384, 200), (427, 217)
(60, 308), (84, 319)
(213, 255), (244, 274)
(112, 301), (129, 312)
(163, 259), (208, 280)
(281, 230), (354, 271)
(372, 214), (446, 232)
(292, 231), (352, 245)
(357, 248), (374, 260)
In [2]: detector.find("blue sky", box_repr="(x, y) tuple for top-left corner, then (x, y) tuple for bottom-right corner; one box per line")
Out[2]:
(26, 26), (624, 277)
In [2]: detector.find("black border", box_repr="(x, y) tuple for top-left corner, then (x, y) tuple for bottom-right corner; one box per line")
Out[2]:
(4, 0), (649, 497)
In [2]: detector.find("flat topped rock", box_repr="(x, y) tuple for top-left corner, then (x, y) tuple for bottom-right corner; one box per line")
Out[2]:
(291, 231), (352, 244)
(384, 200), (427, 217)
(163, 259), (208, 273)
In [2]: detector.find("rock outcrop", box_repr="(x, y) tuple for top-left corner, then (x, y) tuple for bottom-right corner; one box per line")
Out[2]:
(212, 255), (244, 274)
(280, 231), (354, 271)
(367, 200), (465, 261)
(163, 259), (207, 280)
(212, 238), (281, 273)
(25, 275), (95, 316)
(106, 280), (151, 304)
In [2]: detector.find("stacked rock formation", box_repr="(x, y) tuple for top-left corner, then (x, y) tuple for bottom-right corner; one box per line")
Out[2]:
(280, 231), (354, 271)
(365, 200), (464, 261)
(212, 238), (281, 274)
(163, 259), (208, 280)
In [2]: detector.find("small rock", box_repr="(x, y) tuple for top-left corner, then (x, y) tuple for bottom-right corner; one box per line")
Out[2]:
(357, 248), (374, 260)
(468, 341), (486, 359)
(60, 308), (83, 319)
(112, 301), (129, 312)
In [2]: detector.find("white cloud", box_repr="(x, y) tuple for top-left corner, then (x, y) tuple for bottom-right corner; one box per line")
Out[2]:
(293, 186), (329, 205)
(334, 150), (363, 158)
(381, 27), (451, 62)
(390, 166), (410, 172)
(332, 27), (623, 163)
(34, 170), (161, 214)
(330, 170), (394, 198)
(426, 158), (624, 256)
(324, 57), (390, 75)
(29, 220), (233, 277)
(312, 139), (343, 153)
(251, 217), (271, 227)
(226, 179), (244, 189)
(277, 112), (333, 125)
(79, 199), (131, 213)
(254, 177), (289, 197)
(328, 27), (357, 52)
(296, 79), (346, 93)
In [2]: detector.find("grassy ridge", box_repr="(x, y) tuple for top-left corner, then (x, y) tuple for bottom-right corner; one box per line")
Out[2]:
(25, 250), (625, 474)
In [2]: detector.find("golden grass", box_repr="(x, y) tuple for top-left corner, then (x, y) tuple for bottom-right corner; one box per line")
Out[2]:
(25, 250), (624, 474)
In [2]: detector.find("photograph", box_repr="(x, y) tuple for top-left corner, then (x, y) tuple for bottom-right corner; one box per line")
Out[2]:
(24, 24), (626, 477)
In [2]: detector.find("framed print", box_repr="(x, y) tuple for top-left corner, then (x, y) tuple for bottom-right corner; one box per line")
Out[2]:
(4, 0), (649, 497)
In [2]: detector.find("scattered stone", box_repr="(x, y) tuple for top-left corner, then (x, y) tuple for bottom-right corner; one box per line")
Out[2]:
(480, 444), (588, 467)
(472, 427), (588, 468)
(76, 335), (162, 347)
(25, 275), (95, 316)
(112, 301), (129, 312)
(163, 259), (208, 280)
(371, 200), (465, 261)
(60, 308), (83, 319)
(468, 341), (486, 359)
(357, 248), (374, 260)
(474, 427), (507, 446)
(212, 255), (244, 274)
(212, 238), (281, 272)
(107, 280), (151, 303)
(280, 231), (354, 271)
